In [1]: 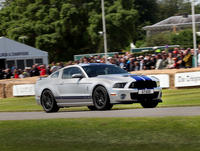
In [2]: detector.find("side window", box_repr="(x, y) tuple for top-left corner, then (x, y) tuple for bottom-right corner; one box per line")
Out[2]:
(62, 67), (83, 79)
(62, 68), (71, 79)
(51, 71), (59, 78)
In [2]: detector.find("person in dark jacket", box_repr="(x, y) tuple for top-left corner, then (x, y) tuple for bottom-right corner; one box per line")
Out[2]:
(30, 64), (40, 77)
(4, 69), (13, 79)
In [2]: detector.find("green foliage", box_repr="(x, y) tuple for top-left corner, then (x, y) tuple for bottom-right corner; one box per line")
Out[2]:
(0, 0), (158, 62)
(157, 0), (200, 21)
(1, 0), (197, 61)
(135, 40), (146, 48)
(171, 29), (200, 48)
(145, 29), (200, 48)
(146, 32), (172, 47)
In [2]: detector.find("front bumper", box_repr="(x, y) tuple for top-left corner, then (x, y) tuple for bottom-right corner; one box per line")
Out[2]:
(109, 87), (162, 104)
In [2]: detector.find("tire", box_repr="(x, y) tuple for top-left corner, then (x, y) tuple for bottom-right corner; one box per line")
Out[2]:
(140, 99), (159, 108)
(41, 90), (59, 113)
(92, 86), (113, 110)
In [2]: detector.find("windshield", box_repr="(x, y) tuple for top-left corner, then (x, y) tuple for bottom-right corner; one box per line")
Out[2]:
(82, 64), (128, 77)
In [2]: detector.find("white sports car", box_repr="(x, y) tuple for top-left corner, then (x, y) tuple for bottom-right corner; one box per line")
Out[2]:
(35, 63), (162, 112)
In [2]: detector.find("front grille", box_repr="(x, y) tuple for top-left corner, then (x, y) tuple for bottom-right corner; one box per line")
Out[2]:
(129, 81), (157, 89)
(130, 92), (159, 100)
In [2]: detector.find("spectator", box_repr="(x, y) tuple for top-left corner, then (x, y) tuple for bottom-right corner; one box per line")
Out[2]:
(83, 58), (88, 64)
(162, 54), (168, 68)
(50, 62), (58, 73)
(4, 69), (13, 79)
(155, 54), (163, 69)
(139, 56), (144, 70)
(127, 58), (135, 71)
(166, 53), (174, 69)
(1, 46), (200, 81)
(57, 62), (64, 69)
(0, 69), (4, 79)
(22, 68), (30, 78)
(30, 64), (40, 77)
(134, 61), (140, 71)
(14, 69), (19, 78)
(183, 48), (192, 68)
(40, 65), (46, 76)
(144, 55), (154, 70)
(150, 55), (156, 69)
(119, 58), (128, 70)
(176, 51), (185, 68)
(46, 65), (51, 75)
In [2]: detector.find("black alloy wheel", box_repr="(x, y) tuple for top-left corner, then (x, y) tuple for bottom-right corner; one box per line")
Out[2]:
(41, 90), (59, 113)
(92, 86), (113, 110)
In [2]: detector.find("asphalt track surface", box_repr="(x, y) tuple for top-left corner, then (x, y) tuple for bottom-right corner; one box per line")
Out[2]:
(0, 106), (200, 121)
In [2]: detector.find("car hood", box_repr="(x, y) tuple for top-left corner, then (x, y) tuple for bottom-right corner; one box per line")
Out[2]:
(96, 74), (158, 82)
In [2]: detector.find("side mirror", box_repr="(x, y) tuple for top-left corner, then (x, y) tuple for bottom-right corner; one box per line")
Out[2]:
(72, 74), (84, 79)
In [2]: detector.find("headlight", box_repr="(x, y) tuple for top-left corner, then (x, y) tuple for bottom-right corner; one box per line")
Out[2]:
(156, 81), (160, 87)
(113, 83), (127, 88)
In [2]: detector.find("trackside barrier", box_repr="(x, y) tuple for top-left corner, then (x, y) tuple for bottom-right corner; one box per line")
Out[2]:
(0, 76), (38, 98)
(175, 71), (200, 87)
(148, 74), (170, 88)
(13, 84), (35, 96)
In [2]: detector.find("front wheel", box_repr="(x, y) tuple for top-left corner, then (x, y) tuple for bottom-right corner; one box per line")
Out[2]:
(140, 100), (158, 108)
(92, 86), (113, 110)
(41, 90), (59, 113)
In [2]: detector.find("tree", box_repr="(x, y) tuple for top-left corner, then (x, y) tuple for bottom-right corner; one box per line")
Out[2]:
(146, 32), (172, 47)
(156, 0), (200, 21)
(0, 0), (159, 62)
(171, 29), (200, 48)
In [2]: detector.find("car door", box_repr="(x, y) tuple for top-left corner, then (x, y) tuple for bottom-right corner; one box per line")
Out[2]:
(57, 67), (92, 103)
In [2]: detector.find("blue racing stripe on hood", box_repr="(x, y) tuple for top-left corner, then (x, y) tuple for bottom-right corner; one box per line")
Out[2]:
(141, 75), (152, 81)
(131, 76), (144, 81)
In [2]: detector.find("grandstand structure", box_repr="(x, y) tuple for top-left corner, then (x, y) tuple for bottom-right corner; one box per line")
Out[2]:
(143, 14), (200, 37)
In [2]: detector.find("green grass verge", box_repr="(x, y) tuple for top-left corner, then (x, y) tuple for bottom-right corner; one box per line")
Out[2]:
(1, 88), (200, 112)
(1, 117), (200, 151)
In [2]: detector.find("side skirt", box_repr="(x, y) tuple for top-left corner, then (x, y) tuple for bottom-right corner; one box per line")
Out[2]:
(57, 102), (93, 107)
(55, 96), (93, 107)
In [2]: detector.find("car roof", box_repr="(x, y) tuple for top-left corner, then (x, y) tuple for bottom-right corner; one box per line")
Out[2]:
(61, 63), (114, 70)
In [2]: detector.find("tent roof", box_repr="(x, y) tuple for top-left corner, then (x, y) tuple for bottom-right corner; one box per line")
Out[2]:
(0, 37), (47, 56)
(143, 14), (200, 30)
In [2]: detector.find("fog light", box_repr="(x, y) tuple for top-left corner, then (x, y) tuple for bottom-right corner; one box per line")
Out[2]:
(120, 94), (126, 99)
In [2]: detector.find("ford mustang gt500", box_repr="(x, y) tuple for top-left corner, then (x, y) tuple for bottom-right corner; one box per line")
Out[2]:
(35, 63), (162, 112)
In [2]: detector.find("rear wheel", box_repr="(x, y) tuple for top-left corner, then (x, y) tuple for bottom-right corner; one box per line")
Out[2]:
(92, 86), (113, 110)
(140, 100), (158, 108)
(41, 90), (59, 113)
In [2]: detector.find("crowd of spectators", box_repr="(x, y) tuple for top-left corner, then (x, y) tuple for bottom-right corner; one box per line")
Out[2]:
(76, 47), (196, 71)
(0, 47), (199, 80)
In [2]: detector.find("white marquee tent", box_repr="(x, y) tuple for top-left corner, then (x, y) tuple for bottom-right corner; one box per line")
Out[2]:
(0, 37), (48, 69)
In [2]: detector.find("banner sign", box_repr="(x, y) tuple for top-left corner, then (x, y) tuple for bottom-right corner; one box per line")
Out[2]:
(175, 71), (200, 87)
(0, 52), (29, 57)
(13, 84), (35, 96)
(148, 74), (170, 88)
